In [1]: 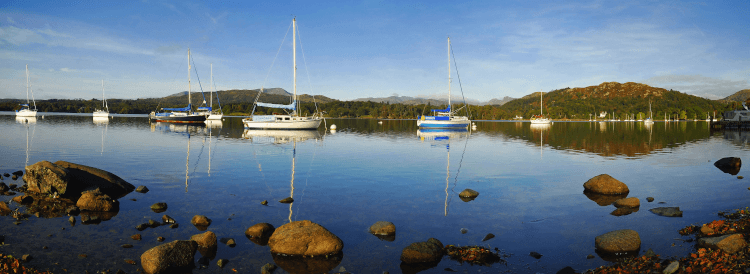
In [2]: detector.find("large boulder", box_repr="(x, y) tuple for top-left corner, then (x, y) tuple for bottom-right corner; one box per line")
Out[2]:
(400, 238), (444, 264)
(24, 161), (134, 199)
(245, 223), (275, 246)
(697, 234), (747, 254)
(595, 229), (641, 253)
(140, 240), (198, 274)
(714, 157), (741, 175)
(268, 220), (343, 256)
(76, 189), (118, 212)
(583, 174), (629, 195)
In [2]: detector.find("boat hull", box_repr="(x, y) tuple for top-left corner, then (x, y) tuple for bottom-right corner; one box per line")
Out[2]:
(243, 117), (322, 130)
(530, 119), (551, 124)
(207, 114), (223, 120)
(16, 109), (37, 117)
(417, 116), (470, 128)
(152, 114), (207, 124)
(93, 111), (109, 117)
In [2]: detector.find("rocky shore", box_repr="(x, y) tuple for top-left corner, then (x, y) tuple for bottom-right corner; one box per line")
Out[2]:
(2, 159), (750, 273)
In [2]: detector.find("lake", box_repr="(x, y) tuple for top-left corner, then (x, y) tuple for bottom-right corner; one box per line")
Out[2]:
(1, 113), (748, 273)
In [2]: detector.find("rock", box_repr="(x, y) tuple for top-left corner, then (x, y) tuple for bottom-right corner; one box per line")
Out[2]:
(260, 263), (278, 274)
(649, 207), (683, 217)
(131, 234), (142, 240)
(24, 161), (134, 199)
(611, 207), (639, 216)
(556, 266), (575, 274)
(261, 200), (268, 205)
(245, 223), (275, 246)
(595, 229), (641, 253)
(646, 197), (654, 202)
(460, 228), (468, 234)
(11, 175), (17, 180)
(8, 184), (17, 190)
(226, 238), (236, 247)
(613, 197), (640, 208)
(583, 174), (629, 194)
(369, 221), (396, 236)
(0, 183), (8, 192)
(122, 244), (133, 248)
(664, 261), (679, 274)
(400, 238), (444, 264)
(12, 195), (33, 204)
(12, 171), (23, 176)
(701, 224), (714, 235)
(482, 233), (495, 242)
(76, 189), (118, 212)
(715, 157), (742, 175)
(583, 191), (627, 206)
(0, 201), (10, 216)
(136, 185), (149, 193)
(2, 173), (8, 177)
(279, 197), (294, 203)
(261, 263), (277, 274)
(140, 240), (198, 274)
(136, 223), (148, 231)
(586, 254), (595, 259)
(157, 237), (165, 242)
(148, 219), (160, 227)
(69, 216), (75, 226)
(740, 176), (745, 179)
(459, 189), (479, 199)
(697, 234), (747, 254)
(170, 223), (178, 229)
(191, 215), (211, 228)
(66, 206), (80, 215)
(269, 220), (343, 256)
(162, 215), (176, 224)
(217, 258), (228, 268)
(529, 251), (542, 259)
(21, 254), (31, 262)
(80, 213), (101, 224)
(150, 203), (167, 212)
(191, 231), (217, 249)
(644, 248), (656, 257)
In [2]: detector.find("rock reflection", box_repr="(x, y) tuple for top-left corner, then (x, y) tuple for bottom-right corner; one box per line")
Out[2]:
(272, 252), (342, 274)
(595, 247), (640, 262)
(610, 207), (639, 216)
(399, 260), (441, 274)
(372, 234), (396, 242)
(583, 191), (628, 206)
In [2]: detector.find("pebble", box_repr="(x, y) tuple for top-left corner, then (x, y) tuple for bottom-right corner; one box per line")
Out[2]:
(586, 254), (595, 259)
(529, 251), (542, 259)
(217, 258), (228, 268)
(739, 176), (744, 179)
(460, 228), (468, 234)
(157, 237), (165, 242)
(261, 200), (268, 205)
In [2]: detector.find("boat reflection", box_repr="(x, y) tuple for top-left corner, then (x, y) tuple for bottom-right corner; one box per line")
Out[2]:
(417, 128), (470, 216)
(204, 119), (223, 128)
(530, 123), (550, 158)
(92, 116), (109, 125)
(242, 129), (322, 144)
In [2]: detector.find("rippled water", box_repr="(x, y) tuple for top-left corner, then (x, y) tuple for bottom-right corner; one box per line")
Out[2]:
(0, 112), (748, 273)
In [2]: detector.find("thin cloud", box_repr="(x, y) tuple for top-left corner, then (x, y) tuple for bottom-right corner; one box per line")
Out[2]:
(642, 74), (749, 99)
(155, 44), (182, 55)
(60, 67), (77, 72)
(207, 12), (228, 24)
(7, 16), (14, 24)
(0, 26), (46, 45)
(37, 28), (73, 38)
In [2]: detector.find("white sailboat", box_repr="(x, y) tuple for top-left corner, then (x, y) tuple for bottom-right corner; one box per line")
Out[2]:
(202, 64), (223, 120)
(93, 80), (109, 117)
(530, 91), (551, 124)
(16, 65), (38, 117)
(242, 18), (323, 130)
(417, 37), (471, 129)
(644, 101), (654, 124)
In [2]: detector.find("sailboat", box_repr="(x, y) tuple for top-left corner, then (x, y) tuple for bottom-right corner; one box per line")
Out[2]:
(93, 80), (109, 118)
(644, 101), (654, 124)
(242, 18), (323, 130)
(199, 64), (223, 120)
(150, 49), (207, 124)
(417, 37), (471, 129)
(16, 65), (38, 117)
(530, 91), (551, 124)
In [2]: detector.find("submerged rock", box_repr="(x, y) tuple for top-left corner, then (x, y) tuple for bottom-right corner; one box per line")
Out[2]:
(529, 251), (542, 259)
(135, 185), (149, 193)
(595, 229), (641, 254)
(649, 207), (683, 217)
(482, 233), (495, 242)
(272, 252), (342, 274)
(715, 157), (742, 175)
(400, 238), (444, 264)
(269, 220), (343, 256)
(583, 174), (629, 194)
(140, 240), (197, 274)
(369, 221), (396, 236)
(150, 203), (167, 213)
(610, 207), (639, 216)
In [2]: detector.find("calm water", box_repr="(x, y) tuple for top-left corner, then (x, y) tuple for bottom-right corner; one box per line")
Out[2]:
(1, 113), (749, 273)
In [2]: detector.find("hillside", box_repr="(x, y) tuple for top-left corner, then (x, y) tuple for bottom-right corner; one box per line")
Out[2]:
(354, 95), (516, 106)
(723, 89), (750, 103)
(499, 82), (731, 120)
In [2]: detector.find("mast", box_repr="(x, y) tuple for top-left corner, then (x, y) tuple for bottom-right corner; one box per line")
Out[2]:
(210, 64), (213, 111)
(448, 37), (451, 116)
(101, 80), (105, 110)
(293, 18), (297, 116)
(541, 91), (543, 116)
(25, 64), (29, 105)
(188, 48), (191, 112)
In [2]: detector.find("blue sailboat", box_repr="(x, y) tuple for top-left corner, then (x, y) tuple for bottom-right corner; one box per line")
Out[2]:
(417, 37), (470, 129)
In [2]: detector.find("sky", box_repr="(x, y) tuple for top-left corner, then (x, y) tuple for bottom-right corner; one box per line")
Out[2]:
(0, 0), (748, 102)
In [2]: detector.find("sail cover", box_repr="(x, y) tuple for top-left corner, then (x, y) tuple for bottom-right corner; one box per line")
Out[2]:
(163, 104), (192, 112)
(431, 106), (450, 112)
(257, 101), (296, 110)
(197, 107), (212, 111)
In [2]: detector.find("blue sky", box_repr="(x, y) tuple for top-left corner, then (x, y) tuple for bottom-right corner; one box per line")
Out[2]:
(1, 0), (748, 102)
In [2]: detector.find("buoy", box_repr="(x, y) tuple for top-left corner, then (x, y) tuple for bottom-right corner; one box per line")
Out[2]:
(378, 121), (383, 124)
(330, 124), (337, 130)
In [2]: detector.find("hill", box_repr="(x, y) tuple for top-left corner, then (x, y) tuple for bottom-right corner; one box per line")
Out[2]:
(353, 95), (517, 106)
(723, 89), (750, 103)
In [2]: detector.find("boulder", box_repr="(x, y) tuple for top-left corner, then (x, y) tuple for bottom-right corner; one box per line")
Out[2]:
(714, 157), (741, 175)
(140, 240), (198, 274)
(697, 234), (747, 254)
(24, 161), (134, 199)
(646, 197), (654, 202)
(594, 229), (641, 253)
(245, 223), (275, 246)
(12, 195), (33, 204)
(191, 215), (211, 228)
(369, 221), (396, 236)
(268, 220), (343, 256)
(190, 231), (217, 249)
(458, 189), (479, 200)
(613, 197), (640, 208)
(400, 238), (444, 264)
(583, 174), (629, 195)
(150, 203), (167, 212)
(136, 185), (149, 193)
(279, 197), (294, 203)
(76, 189), (118, 212)
(649, 207), (683, 217)
(0, 183), (8, 192)
(0, 201), (10, 216)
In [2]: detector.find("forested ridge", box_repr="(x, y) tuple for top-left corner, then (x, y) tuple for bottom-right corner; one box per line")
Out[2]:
(1, 82), (746, 120)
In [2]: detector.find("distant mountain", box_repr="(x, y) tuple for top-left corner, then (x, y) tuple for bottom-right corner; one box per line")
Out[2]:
(722, 89), (750, 103)
(153, 88), (334, 107)
(487, 96), (516, 106)
(353, 95), (517, 106)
